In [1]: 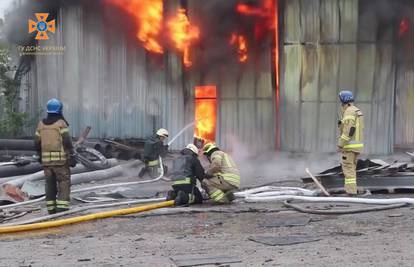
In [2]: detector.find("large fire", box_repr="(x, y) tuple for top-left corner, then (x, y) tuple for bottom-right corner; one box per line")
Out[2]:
(230, 33), (248, 63)
(167, 8), (200, 68)
(195, 86), (217, 142)
(107, 0), (164, 54)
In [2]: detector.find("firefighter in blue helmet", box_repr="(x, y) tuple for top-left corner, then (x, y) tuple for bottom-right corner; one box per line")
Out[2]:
(166, 144), (205, 206)
(337, 90), (364, 196)
(34, 98), (76, 214)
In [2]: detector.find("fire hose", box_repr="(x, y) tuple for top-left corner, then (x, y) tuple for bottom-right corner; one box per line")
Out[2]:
(0, 200), (174, 234)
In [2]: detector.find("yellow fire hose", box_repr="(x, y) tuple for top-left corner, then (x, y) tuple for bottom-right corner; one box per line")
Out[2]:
(0, 200), (175, 234)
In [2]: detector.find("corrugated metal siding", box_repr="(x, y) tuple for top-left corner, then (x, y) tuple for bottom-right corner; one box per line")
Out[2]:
(187, 0), (276, 153)
(23, 2), (192, 150)
(281, 0), (395, 155)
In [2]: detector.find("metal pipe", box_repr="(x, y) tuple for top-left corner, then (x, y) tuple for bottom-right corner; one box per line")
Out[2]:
(0, 139), (35, 150)
(0, 162), (43, 178)
(3, 159), (119, 188)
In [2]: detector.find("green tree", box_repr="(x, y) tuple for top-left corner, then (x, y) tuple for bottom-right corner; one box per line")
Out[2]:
(0, 48), (30, 138)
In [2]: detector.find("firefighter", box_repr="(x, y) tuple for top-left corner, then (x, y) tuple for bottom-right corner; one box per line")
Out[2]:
(338, 90), (364, 196)
(138, 128), (169, 178)
(166, 144), (205, 206)
(34, 98), (76, 214)
(202, 143), (240, 203)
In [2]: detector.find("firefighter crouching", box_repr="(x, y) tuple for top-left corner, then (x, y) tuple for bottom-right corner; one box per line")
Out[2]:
(139, 128), (169, 178)
(166, 144), (205, 206)
(202, 143), (240, 203)
(34, 98), (76, 214)
(337, 90), (364, 196)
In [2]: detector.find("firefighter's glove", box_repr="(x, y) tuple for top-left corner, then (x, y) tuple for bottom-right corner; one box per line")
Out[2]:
(69, 153), (77, 167)
(337, 120), (342, 127)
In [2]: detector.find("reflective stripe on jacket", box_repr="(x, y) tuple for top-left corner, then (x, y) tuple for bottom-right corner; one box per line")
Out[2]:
(338, 105), (364, 153)
(36, 120), (68, 166)
(208, 151), (240, 188)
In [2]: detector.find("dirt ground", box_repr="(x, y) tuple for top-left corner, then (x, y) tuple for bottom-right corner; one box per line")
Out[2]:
(1, 195), (414, 267)
(1, 153), (414, 267)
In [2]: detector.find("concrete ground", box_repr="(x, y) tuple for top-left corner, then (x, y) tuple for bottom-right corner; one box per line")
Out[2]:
(1, 152), (414, 266)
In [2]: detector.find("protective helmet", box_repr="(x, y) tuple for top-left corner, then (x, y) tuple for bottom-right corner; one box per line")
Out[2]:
(185, 144), (198, 155)
(156, 128), (169, 138)
(203, 142), (218, 155)
(339, 90), (354, 104)
(46, 98), (63, 114)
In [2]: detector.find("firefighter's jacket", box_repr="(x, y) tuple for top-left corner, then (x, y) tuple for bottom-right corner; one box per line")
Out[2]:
(143, 134), (167, 166)
(338, 104), (364, 153)
(170, 148), (205, 186)
(206, 150), (240, 188)
(35, 115), (73, 166)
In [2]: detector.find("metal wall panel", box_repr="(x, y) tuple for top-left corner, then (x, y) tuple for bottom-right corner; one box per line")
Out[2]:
(281, 0), (395, 154)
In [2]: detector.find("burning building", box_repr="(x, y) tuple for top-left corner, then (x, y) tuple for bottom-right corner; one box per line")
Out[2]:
(6, 0), (414, 155)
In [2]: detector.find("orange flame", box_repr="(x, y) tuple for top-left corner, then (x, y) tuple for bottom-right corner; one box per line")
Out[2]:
(107, 0), (164, 54)
(167, 8), (200, 67)
(195, 86), (217, 142)
(399, 17), (409, 38)
(230, 33), (248, 63)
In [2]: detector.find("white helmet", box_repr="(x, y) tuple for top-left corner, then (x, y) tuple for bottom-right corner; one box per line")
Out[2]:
(186, 144), (198, 155)
(156, 128), (169, 138)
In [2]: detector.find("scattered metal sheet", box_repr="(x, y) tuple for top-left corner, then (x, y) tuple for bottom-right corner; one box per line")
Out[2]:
(0, 184), (29, 204)
(260, 217), (310, 228)
(248, 235), (320, 246)
(21, 180), (45, 197)
(170, 255), (242, 267)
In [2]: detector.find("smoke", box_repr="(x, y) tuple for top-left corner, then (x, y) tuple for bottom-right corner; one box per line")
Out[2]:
(227, 138), (338, 186)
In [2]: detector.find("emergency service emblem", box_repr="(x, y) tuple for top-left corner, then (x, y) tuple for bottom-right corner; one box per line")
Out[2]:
(28, 13), (56, 40)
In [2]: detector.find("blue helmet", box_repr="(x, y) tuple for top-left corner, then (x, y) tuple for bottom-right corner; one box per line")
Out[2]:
(339, 90), (354, 104)
(46, 98), (63, 114)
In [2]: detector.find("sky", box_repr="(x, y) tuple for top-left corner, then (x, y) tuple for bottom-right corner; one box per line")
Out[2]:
(0, 0), (14, 19)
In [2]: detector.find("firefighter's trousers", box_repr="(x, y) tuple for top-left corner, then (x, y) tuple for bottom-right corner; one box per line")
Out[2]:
(43, 164), (71, 213)
(202, 175), (237, 203)
(341, 151), (359, 195)
(169, 184), (203, 205)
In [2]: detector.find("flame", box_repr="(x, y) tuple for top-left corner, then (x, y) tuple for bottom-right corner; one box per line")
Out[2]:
(230, 33), (248, 63)
(236, 0), (275, 42)
(195, 86), (217, 142)
(399, 17), (409, 38)
(107, 0), (164, 54)
(167, 8), (200, 67)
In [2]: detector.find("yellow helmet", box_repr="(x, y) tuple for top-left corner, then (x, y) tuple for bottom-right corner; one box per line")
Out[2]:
(156, 128), (169, 138)
(185, 144), (198, 155)
(203, 142), (218, 155)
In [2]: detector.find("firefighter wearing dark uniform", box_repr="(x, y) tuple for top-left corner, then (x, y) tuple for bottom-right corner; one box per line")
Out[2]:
(166, 144), (205, 206)
(138, 128), (169, 178)
(35, 98), (75, 214)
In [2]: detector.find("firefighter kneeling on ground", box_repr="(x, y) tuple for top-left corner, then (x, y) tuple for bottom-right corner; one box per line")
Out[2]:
(202, 143), (240, 203)
(34, 98), (76, 214)
(166, 144), (205, 206)
(139, 128), (169, 178)
(337, 90), (364, 196)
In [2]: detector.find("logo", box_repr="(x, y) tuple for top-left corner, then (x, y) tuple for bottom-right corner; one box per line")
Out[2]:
(28, 13), (56, 40)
